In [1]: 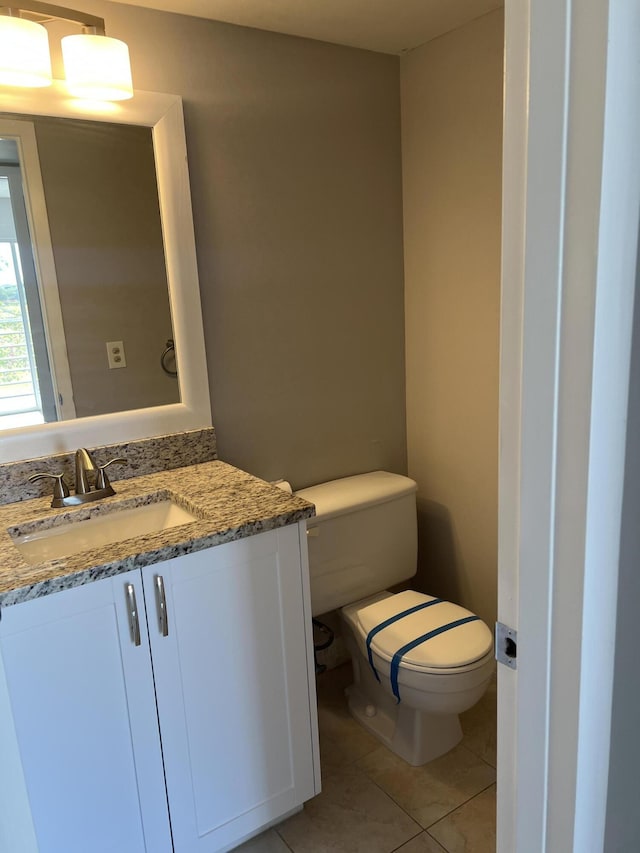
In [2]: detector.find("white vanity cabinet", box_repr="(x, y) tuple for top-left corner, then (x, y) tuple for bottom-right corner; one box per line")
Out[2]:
(0, 567), (172, 853)
(145, 523), (319, 852)
(0, 523), (319, 853)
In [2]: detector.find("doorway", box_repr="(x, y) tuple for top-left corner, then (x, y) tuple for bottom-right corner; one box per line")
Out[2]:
(499, 1), (640, 850)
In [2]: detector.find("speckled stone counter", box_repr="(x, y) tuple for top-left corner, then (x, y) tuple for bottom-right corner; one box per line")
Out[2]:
(0, 461), (314, 608)
(0, 427), (217, 505)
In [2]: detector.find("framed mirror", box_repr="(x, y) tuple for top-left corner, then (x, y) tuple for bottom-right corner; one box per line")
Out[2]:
(0, 83), (211, 463)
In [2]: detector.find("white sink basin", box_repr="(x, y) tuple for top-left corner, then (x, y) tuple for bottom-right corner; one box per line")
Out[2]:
(12, 500), (199, 564)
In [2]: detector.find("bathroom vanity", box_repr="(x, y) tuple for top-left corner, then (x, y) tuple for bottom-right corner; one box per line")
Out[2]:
(0, 78), (320, 853)
(0, 461), (319, 853)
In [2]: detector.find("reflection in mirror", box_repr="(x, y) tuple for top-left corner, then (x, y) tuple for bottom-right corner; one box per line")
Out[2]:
(0, 113), (179, 433)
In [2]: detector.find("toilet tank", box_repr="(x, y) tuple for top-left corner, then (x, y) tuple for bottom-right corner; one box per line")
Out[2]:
(295, 471), (418, 617)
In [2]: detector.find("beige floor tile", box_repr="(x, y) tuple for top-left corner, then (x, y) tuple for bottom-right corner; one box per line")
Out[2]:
(277, 764), (421, 853)
(393, 831), (448, 852)
(233, 827), (291, 852)
(316, 665), (380, 771)
(357, 744), (496, 829)
(428, 785), (496, 853)
(460, 672), (497, 768)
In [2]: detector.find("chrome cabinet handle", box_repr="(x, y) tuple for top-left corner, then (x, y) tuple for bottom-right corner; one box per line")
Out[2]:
(125, 583), (141, 647)
(155, 575), (169, 637)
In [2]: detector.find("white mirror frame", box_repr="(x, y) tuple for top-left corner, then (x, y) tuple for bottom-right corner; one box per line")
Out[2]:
(0, 82), (211, 463)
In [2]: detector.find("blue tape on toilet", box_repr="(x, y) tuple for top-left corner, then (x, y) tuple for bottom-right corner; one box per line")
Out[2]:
(366, 598), (444, 682)
(390, 615), (481, 703)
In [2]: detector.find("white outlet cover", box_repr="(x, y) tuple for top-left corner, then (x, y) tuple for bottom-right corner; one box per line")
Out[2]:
(106, 340), (127, 369)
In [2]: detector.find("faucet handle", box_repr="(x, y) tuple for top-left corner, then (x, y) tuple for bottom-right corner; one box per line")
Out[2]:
(95, 457), (127, 491)
(29, 472), (71, 505)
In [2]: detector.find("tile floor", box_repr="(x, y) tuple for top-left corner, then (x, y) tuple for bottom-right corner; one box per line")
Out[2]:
(235, 663), (497, 853)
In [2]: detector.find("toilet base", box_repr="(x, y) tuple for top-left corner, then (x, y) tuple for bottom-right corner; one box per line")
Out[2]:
(345, 680), (463, 766)
(343, 638), (465, 765)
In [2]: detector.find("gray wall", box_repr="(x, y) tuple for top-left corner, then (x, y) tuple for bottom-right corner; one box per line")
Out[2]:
(67, 1), (407, 487)
(604, 241), (640, 852)
(400, 11), (503, 627)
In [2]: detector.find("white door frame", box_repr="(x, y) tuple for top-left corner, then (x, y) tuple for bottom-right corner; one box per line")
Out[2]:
(499, 1), (640, 851)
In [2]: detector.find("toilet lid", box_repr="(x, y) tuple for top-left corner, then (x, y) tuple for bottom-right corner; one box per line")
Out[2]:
(356, 590), (493, 670)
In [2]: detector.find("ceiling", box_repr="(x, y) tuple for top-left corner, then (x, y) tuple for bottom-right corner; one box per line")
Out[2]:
(111, 0), (503, 55)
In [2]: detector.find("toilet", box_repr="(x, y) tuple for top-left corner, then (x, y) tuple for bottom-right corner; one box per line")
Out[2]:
(296, 471), (494, 766)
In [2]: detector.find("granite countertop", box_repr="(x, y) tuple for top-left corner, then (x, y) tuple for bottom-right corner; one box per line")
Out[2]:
(0, 461), (315, 608)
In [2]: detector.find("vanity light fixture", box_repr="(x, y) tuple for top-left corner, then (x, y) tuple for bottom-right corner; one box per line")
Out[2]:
(0, 12), (51, 87)
(0, 2), (133, 101)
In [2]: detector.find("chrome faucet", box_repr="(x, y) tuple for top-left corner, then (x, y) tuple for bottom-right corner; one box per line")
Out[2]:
(75, 447), (98, 495)
(29, 449), (127, 508)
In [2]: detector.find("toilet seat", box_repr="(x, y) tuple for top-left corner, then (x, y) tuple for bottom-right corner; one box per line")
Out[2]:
(349, 590), (493, 675)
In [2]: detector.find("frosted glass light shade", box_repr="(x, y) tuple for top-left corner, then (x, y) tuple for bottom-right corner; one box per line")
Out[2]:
(62, 34), (133, 101)
(0, 17), (52, 88)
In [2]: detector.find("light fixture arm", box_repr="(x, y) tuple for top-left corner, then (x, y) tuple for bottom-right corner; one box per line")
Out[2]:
(0, 2), (106, 35)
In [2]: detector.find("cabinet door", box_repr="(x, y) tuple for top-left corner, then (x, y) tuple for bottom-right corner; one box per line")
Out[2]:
(0, 571), (172, 853)
(144, 524), (319, 853)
